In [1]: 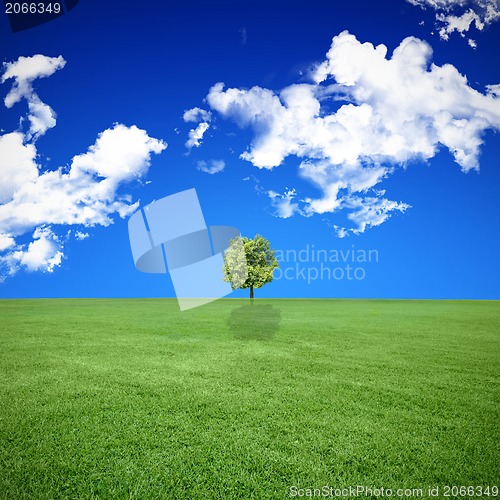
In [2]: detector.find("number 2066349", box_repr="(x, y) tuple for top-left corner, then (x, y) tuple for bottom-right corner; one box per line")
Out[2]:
(5, 2), (61, 14)
(443, 485), (498, 497)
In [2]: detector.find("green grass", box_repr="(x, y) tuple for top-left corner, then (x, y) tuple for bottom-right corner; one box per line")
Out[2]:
(0, 299), (499, 499)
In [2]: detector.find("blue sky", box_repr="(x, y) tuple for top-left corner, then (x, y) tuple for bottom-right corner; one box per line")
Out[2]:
(0, 0), (499, 299)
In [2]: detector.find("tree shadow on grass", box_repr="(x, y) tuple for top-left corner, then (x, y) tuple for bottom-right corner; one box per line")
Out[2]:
(227, 302), (282, 341)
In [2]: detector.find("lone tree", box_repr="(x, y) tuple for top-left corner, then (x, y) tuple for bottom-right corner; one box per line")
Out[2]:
(223, 234), (279, 299)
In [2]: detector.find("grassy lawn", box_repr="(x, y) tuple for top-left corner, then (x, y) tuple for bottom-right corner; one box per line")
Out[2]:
(0, 298), (499, 499)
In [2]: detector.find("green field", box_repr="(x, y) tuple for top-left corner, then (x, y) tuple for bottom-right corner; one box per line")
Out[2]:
(0, 299), (499, 499)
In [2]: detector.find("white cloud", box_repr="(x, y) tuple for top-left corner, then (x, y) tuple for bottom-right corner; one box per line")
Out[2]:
(0, 124), (166, 235)
(201, 32), (500, 235)
(333, 225), (349, 238)
(344, 197), (410, 235)
(407, 0), (467, 9)
(0, 55), (167, 282)
(186, 121), (210, 150)
(267, 189), (301, 218)
(74, 231), (89, 241)
(71, 124), (166, 183)
(437, 8), (482, 39)
(183, 107), (211, 122)
(0, 234), (15, 252)
(18, 227), (63, 272)
(0, 227), (63, 279)
(183, 107), (211, 151)
(486, 84), (500, 96)
(2, 54), (66, 84)
(407, 0), (500, 44)
(2, 55), (66, 139)
(0, 132), (38, 204)
(196, 159), (225, 174)
(26, 98), (58, 138)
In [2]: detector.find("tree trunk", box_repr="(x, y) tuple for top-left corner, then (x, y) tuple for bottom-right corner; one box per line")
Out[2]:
(249, 285), (254, 300)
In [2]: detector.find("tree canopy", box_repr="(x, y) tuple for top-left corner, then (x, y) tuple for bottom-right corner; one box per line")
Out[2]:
(223, 234), (279, 299)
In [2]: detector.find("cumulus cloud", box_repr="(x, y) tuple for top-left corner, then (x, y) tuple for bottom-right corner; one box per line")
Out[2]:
(0, 234), (15, 252)
(74, 231), (89, 241)
(0, 227), (64, 281)
(0, 124), (166, 236)
(267, 189), (301, 218)
(186, 122), (210, 150)
(0, 132), (38, 204)
(407, 0), (500, 44)
(343, 197), (410, 235)
(2, 54), (65, 84)
(183, 107), (211, 123)
(183, 107), (211, 151)
(2, 55), (66, 139)
(71, 124), (165, 183)
(0, 55), (167, 281)
(200, 31), (500, 235)
(486, 84), (500, 96)
(196, 159), (225, 174)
